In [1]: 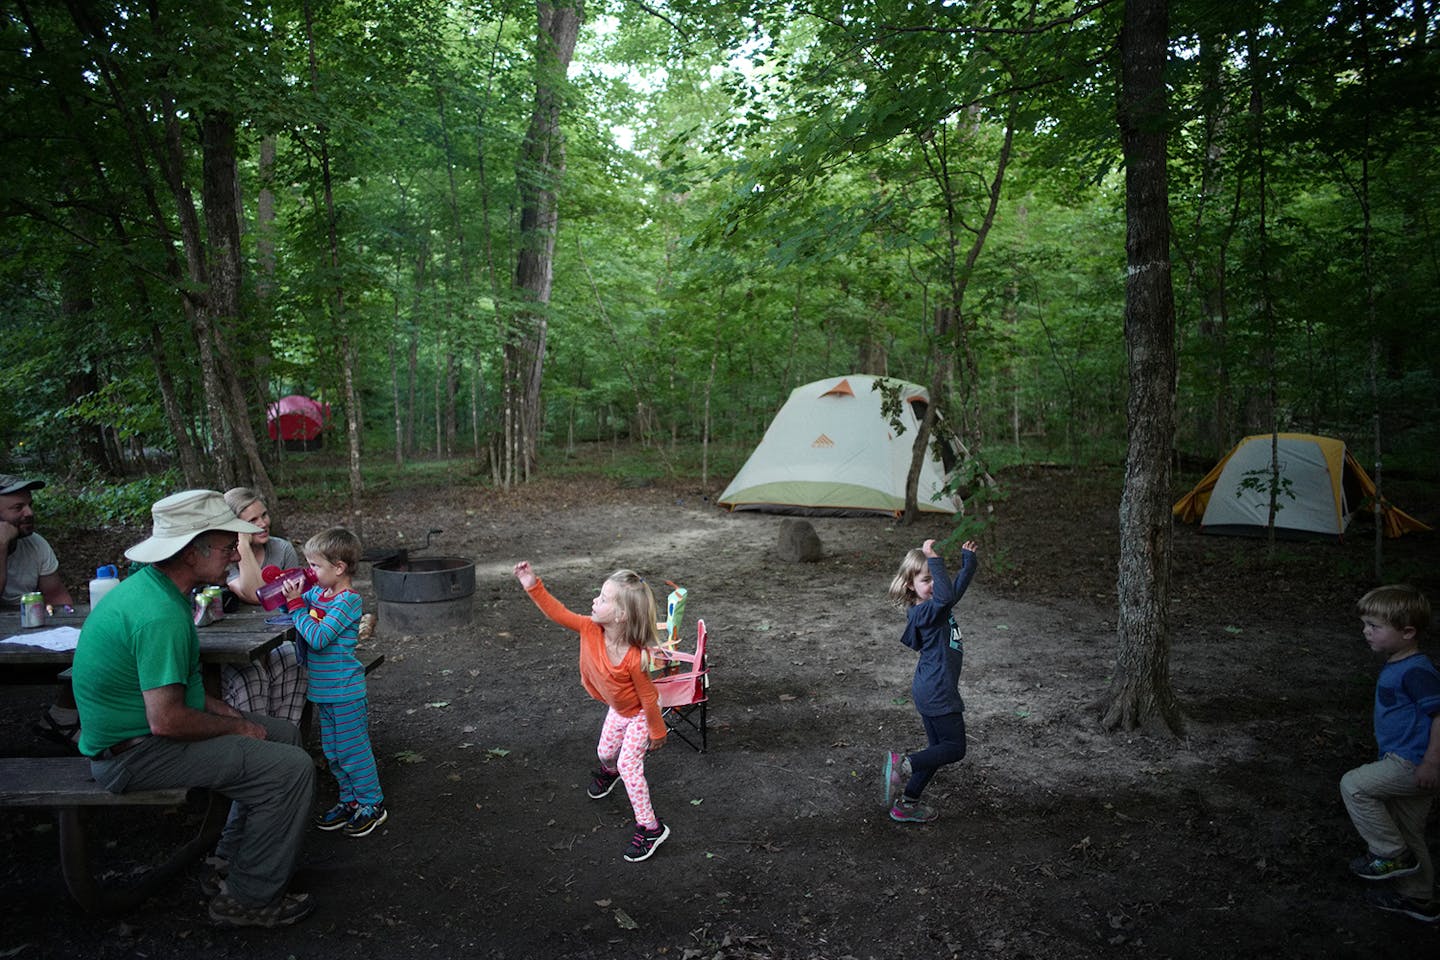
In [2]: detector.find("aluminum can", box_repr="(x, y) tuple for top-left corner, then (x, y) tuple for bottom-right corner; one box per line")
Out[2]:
(206, 586), (225, 621)
(20, 591), (47, 628)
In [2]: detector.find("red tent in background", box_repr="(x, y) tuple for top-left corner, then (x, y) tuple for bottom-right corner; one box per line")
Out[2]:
(267, 395), (329, 445)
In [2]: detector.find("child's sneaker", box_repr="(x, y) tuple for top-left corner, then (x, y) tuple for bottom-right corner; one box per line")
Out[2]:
(314, 802), (357, 831)
(889, 797), (938, 824)
(883, 751), (910, 807)
(343, 803), (388, 838)
(1364, 887), (1440, 922)
(623, 821), (670, 862)
(1349, 848), (1420, 881)
(588, 767), (621, 799)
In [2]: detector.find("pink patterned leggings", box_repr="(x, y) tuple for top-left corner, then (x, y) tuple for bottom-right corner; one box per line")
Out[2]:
(597, 707), (657, 828)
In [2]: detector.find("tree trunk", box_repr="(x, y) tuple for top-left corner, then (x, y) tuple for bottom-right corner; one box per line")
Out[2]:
(1101, 0), (1184, 736)
(303, 0), (363, 533)
(901, 102), (1016, 522)
(149, 319), (205, 486)
(503, 0), (584, 476)
(1189, 30), (1235, 455)
(201, 110), (277, 510)
(406, 236), (428, 455)
(445, 349), (458, 456)
(391, 307), (404, 467)
(250, 134), (279, 433)
(1243, 39), (1280, 562)
(342, 333), (365, 538)
(1355, 8), (1384, 579)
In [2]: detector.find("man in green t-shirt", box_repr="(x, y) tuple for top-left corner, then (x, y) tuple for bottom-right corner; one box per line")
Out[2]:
(72, 489), (316, 928)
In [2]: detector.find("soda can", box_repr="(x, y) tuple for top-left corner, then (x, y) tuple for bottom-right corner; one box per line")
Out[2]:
(20, 591), (47, 628)
(206, 586), (225, 621)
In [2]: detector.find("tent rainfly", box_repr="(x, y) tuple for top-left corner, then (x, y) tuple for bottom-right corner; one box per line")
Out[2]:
(266, 395), (329, 444)
(718, 375), (959, 517)
(1172, 433), (1431, 540)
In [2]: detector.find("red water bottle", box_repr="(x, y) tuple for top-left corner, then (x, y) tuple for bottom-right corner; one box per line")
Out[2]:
(256, 565), (317, 610)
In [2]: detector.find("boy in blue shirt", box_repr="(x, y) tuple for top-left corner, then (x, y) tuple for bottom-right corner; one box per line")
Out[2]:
(281, 527), (387, 838)
(1340, 584), (1440, 922)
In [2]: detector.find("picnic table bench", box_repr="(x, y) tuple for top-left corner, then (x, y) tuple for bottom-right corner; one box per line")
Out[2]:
(0, 756), (226, 915)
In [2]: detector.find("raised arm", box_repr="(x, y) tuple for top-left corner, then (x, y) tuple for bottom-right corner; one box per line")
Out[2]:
(289, 590), (363, 651)
(926, 540), (979, 612)
(227, 532), (266, 604)
(515, 565), (590, 633)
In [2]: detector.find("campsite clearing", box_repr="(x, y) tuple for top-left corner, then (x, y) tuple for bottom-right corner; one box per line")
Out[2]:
(1, 462), (1437, 959)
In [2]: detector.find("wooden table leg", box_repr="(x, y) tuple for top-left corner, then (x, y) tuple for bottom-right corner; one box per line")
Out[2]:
(57, 789), (229, 916)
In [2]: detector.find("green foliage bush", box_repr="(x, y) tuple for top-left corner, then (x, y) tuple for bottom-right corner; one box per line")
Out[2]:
(41, 469), (182, 531)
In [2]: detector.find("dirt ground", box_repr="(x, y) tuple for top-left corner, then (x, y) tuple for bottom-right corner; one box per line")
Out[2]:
(3, 460), (1439, 959)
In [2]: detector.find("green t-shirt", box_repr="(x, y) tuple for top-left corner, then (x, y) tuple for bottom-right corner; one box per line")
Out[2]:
(73, 564), (205, 757)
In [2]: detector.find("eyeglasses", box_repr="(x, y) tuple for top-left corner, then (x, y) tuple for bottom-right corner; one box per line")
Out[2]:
(196, 536), (239, 558)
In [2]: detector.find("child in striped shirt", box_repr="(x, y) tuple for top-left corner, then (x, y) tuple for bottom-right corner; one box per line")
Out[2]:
(282, 527), (386, 838)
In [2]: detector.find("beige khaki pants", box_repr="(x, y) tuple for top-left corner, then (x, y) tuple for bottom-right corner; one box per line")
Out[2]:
(1340, 752), (1438, 900)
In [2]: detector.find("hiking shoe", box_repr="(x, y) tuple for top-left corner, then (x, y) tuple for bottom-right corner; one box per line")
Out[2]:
(883, 751), (910, 808)
(588, 767), (621, 799)
(343, 803), (388, 838)
(1364, 887), (1440, 922)
(890, 798), (939, 824)
(1350, 849), (1421, 881)
(623, 821), (670, 862)
(209, 891), (315, 928)
(314, 802), (357, 832)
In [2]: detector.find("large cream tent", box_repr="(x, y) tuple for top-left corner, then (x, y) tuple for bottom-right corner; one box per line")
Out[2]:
(1172, 433), (1431, 540)
(718, 375), (960, 517)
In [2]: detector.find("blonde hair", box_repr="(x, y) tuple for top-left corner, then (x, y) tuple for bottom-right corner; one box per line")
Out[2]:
(1357, 584), (1431, 634)
(887, 548), (929, 608)
(305, 526), (362, 572)
(223, 486), (264, 518)
(608, 569), (659, 649)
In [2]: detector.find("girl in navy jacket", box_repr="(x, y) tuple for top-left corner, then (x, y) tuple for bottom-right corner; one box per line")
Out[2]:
(883, 538), (978, 823)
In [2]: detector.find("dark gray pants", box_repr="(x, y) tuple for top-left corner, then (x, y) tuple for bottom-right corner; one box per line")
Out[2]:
(89, 713), (314, 907)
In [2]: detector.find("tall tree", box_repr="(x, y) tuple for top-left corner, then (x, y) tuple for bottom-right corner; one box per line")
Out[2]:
(502, 0), (584, 481)
(1102, 0), (1183, 735)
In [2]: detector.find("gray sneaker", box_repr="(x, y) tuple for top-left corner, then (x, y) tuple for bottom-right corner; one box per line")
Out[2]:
(209, 891), (315, 928)
(889, 798), (938, 824)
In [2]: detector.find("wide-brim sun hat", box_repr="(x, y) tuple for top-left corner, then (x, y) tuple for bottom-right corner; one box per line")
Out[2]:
(125, 489), (263, 564)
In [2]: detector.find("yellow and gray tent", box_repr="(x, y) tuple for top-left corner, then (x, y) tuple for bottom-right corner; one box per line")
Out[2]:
(1173, 433), (1431, 540)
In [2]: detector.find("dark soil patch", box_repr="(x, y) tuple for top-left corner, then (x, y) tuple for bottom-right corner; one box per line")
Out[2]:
(2, 463), (1438, 959)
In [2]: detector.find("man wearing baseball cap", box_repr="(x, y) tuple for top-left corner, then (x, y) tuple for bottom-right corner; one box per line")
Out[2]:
(72, 490), (317, 927)
(0, 474), (75, 609)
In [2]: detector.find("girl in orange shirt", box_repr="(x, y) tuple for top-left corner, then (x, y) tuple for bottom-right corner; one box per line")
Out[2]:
(513, 561), (670, 861)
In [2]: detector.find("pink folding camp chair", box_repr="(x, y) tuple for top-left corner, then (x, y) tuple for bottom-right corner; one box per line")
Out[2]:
(650, 619), (709, 752)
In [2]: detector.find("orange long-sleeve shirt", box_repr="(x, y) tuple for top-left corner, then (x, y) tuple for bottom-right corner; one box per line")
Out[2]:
(524, 578), (667, 742)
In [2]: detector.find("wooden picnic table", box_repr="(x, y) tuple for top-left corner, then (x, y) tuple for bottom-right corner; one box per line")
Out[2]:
(0, 602), (298, 915)
(0, 603), (293, 670)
